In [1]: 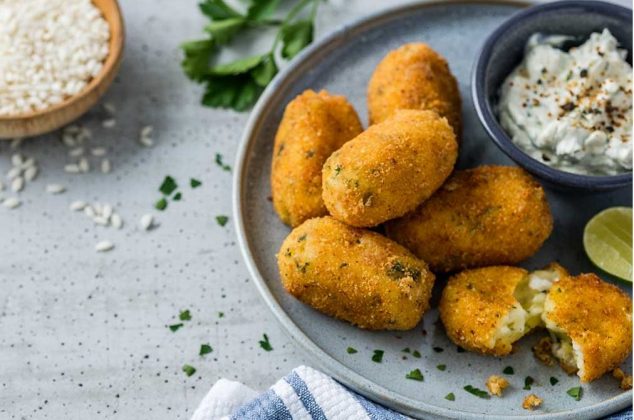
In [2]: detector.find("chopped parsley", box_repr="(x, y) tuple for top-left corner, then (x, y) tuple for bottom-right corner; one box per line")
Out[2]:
(567, 386), (582, 401)
(371, 349), (384, 363)
(173, 192), (182, 201)
(387, 261), (421, 281)
(199, 344), (213, 356)
(432, 347), (444, 353)
(216, 215), (229, 227)
(168, 323), (184, 332)
(436, 364), (446, 371)
(182, 364), (196, 377)
(405, 368), (424, 382)
(445, 393), (455, 401)
(402, 347), (411, 353)
(412, 350), (421, 358)
(503, 366), (514, 375)
(259, 333), (273, 351)
(523, 376), (534, 390)
(155, 197), (168, 211)
(550, 377), (559, 386)
(456, 347), (465, 353)
(464, 385), (490, 399)
(346, 347), (358, 354)
(159, 176), (178, 195)
(218, 311), (224, 318)
(190, 178), (202, 188)
(179, 309), (192, 321)
(215, 153), (231, 171)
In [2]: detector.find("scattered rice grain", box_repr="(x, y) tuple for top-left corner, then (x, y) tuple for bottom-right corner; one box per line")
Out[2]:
(64, 164), (81, 174)
(140, 214), (154, 231)
(70, 200), (87, 211)
(95, 241), (114, 252)
(91, 147), (107, 156)
(11, 177), (24, 192)
(101, 159), (111, 174)
(46, 184), (66, 194)
(111, 213), (123, 229)
(24, 166), (38, 182)
(102, 119), (116, 128)
(3, 197), (21, 209)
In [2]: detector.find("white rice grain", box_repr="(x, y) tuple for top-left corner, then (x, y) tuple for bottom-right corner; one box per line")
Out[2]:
(95, 241), (114, 252)
(11, 176), (24, 192)
(69, 147), (84, 158)
(78, 157), (90, 173)
(70, 200), (87, 211)
(64, 163), (81, 174)
(102, 119), (116, 128)
(11, 154), (23, 167)
(100, 159), (111, 174)
(111, 213), (123, 229)
(139, 214), (154, 231)
(84, 206), (95, 218)
(91, 147), (106, 156)
(24, 166), (38, 182)
(46, 184), (65, 194)
(94, 216), (109, 226)
(3, 197), (20, 209)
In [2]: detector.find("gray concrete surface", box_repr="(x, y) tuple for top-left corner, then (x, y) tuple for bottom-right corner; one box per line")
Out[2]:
(0, 1), (629, 419)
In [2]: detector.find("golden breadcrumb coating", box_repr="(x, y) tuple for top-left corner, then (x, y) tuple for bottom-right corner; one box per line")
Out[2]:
(367, 43), (462, 137)
(486, 375), (509, 397)
(322, 110), (457, 227)
(277, 216), (435, 330)
(543, 273), (633, 383)
(386, 166), (553, 273)
(271, 89), (362, 227)
(613, 368), (633, 390)
(522, 394), (543, 410)
(439, 266), (529, 356)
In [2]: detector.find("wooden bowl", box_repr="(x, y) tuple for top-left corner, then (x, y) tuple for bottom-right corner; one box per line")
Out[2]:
(0, 0), (125, 139)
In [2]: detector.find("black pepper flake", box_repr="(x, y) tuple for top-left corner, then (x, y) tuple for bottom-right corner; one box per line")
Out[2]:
(561, 102), (575, 112)
(579, 68), (588, 77)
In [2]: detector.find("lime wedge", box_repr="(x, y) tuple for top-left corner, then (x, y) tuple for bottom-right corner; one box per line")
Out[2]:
(583, 207), (632, 282)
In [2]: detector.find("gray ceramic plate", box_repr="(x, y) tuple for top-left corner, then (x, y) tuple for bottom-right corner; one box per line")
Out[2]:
(233, 1), (633, 418)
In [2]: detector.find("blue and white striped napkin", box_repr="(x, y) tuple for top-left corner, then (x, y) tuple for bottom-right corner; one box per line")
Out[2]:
(191, 365), (632, 420)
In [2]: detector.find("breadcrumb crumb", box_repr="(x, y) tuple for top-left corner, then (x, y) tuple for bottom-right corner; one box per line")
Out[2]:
(522, 394), (543, 410)
(486, 375), (509, 397)
(532, 336), (556, 366)
(612, 368), (633, 390)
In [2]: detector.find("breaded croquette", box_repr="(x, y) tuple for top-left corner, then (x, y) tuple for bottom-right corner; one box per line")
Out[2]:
(542, 273), (633, 383)
(277, 216), (435, 330)
(322, 110), (457, 227)
(386, 166), (553, 273)
(486, 375), (509, 397)
(522, 394), (543, 410)
(367, 43), (462, 137)
(439, 264), (567, 356)
(271, 90), (363, 227)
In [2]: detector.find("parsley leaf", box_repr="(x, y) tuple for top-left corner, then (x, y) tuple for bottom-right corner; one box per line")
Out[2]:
(464, 385), (490, 399)
(503, 366), (514, 375)
(216, 215), (229, 227)
(215, 153), (231, 171)
(346, 347), (357, 354)
(401, 348), (411, 353)
(181, 39), (215, 81)
(437, 364), (446, 371)
(432, 347), (444, 353)
(203, 76), (262, 111)
(550, 377), (559, 386)
(406, 368), (424, 381)
(205, 18), (246, 45)
(199, 0), (242, 20)
(199, 344), (213, 356)
(173, 192), (182, 201)
(259, 333), (273, 351)
(371, 349), (384, 363)
(412, 350), (421, 358)
(179, 309), (192, 321)
(524, 376), (534, 390)
(281, 20), (313, 59)
(155, 198), (168, 211)
(182, 364), (196, 377)
(445, 392), (455, 401)
(159, 176), (178, 196)
(218, 311), (224, 318)
(247, 0), (281, 21)
(190, 178), (202, 188)
(567, 386), (582, 401)
(169, 323), (184, 332)
(251, 53), (278, 87)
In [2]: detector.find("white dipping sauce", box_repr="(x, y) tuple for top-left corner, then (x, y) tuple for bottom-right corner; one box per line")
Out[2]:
(498, 29), (632, 176)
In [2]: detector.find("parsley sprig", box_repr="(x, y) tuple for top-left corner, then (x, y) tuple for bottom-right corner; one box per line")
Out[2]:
(182, 0), (320, 111)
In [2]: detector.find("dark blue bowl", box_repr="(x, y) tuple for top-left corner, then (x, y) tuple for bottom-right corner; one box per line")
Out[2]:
(472, 0), (632, 191)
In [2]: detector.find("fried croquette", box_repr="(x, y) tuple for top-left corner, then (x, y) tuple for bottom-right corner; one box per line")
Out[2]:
(439, 264), (567, 356)
(322, 110), (457, 227)
(386, 166), (553, 273)
(277, 216), (435, 330)
(271, 89), (363, 227)
(486, 375), (509, 397)
(367, 43), (462, 137)
(542, 273), (633, 383)
(522, 394), (543, 410)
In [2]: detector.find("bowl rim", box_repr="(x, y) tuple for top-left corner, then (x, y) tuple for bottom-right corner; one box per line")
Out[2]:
(472, 0), (633, 189)
(0, 0), (125, 122)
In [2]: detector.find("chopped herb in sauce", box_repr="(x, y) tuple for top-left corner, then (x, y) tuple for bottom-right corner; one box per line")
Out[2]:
(371, 350), (384, 363)
(199, 344), (213, 356)
(182, 364), (196, 377)
(179, 310), (192, 321)
(523, 376), (534, 390)
(567, 386), (582, 401)
(259, 334), (273, 351)
(216, 215), (229, 227)
(406, 368), (424, 381)
(346, 347), (358, 354)
(218, 312), (224, 318)
(464, 385), (490, 399)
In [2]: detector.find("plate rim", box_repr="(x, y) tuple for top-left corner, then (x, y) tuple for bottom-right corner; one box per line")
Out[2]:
(232, 1), (633, 418)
